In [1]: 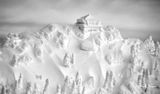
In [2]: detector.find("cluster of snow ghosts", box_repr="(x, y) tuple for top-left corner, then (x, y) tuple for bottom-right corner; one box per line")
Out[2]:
(117, 36), (160, 94)
(4, 32), (33, 67)
(55, 72), (93, 94)
(102, 25), (123, 42)
(38, 24), (70, 49)
(5, 32), (27, 54)
(101, 70), (116, 94)
(85, 70), (117, 94)
(0, 62), (16, 94)
(15, 73), (49, 94)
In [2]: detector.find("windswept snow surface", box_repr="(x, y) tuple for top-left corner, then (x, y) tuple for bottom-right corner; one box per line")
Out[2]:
(0, 16), (160, 94)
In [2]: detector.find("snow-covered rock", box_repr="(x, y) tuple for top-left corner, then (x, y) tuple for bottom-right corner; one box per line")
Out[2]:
(74, 14), (103, 39)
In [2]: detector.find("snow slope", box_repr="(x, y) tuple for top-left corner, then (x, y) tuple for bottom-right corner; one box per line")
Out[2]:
(0, 16), (160, 94)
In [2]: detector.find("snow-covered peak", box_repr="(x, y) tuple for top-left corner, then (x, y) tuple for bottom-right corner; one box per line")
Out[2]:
(0, 15), (160, 94)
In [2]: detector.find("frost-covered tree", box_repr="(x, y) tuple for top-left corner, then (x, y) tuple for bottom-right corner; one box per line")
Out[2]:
(63, 53), (74, 68)
(56, 85), (62, 94)
(143, 36), (155, 55)
(155, 41), (160, 57)
(42, 79), (49, 94)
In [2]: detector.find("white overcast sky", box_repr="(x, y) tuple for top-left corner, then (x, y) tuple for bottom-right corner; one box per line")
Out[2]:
(0, 0), (160, 40)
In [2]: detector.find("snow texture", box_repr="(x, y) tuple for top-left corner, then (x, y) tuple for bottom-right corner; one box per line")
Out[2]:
(0, 14), (160, 94)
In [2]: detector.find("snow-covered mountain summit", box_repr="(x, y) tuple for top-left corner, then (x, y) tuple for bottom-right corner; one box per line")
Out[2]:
(0, 15), (160, 94)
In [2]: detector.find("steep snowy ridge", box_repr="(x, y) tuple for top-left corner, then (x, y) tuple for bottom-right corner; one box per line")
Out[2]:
(0, 15), (160, 94)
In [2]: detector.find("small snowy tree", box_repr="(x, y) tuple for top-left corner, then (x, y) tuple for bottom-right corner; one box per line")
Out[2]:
(143, 36), (155, 55)
(42, 79), (49, 94)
